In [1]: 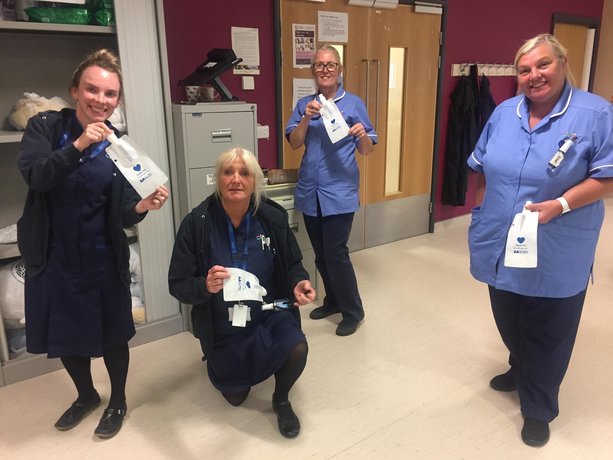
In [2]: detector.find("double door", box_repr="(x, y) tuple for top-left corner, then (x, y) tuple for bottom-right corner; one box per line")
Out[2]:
(280, 0), (441, 249)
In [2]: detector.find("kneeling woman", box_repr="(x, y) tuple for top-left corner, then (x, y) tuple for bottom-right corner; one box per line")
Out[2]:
(168, 147), (315, 438)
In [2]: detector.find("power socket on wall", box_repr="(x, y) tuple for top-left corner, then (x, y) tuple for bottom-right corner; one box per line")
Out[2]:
(257, 125), (269, 139)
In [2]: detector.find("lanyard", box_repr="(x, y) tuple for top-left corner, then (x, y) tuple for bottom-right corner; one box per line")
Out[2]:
(59, 112), (110, 161)
(226, 212), (251, 270)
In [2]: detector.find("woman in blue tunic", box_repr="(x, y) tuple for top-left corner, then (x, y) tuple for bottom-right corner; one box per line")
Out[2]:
(467, 34), (613, 447)
(17, 49), (169, 439)
(168, 147), (315, 438)
(285, 44), (377, 337)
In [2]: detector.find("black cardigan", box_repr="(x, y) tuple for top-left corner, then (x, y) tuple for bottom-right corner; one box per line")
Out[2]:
(168, 194), (309, 356)
(16, 108), (145, 282)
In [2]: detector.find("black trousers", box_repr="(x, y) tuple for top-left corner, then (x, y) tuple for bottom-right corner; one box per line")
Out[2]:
(303, 205), (364, 322)
(488, 285), (586, 422)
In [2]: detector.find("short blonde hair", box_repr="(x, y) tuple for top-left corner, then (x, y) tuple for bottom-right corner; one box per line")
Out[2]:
(514, 33), (574, 84)
(214, 147), (264, 210)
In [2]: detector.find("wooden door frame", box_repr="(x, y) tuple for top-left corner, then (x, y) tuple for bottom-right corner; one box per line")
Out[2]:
(273, 0), (448, 233)
(551, 13), (600, 92)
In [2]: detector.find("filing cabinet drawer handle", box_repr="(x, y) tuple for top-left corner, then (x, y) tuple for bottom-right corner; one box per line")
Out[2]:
(211, 129), (232, 143)
(289, 222), (299, 233)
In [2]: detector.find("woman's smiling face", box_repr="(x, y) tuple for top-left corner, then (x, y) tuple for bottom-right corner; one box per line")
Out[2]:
(516, 43), (567, 111)
(71, 65), (120, 126)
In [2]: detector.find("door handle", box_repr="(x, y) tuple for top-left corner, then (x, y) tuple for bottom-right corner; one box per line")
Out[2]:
(373, 59), (380, 131)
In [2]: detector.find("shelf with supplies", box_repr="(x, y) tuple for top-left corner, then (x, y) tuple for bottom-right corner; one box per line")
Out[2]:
(0, 20), (114, 35)
(0, 130), (23, 144)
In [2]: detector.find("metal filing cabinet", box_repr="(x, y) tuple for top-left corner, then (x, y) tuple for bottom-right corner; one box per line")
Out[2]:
(172, 102), (257, 219)
(264, 183), (317, 295)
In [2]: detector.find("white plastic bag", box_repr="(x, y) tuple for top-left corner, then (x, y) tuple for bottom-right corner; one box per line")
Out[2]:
(223, 268), (268, 302)
(318, 94), (350, 144)
(9, 92), (70, 130)
(504, 201), (539, 268)
(105, 133), (169, 199)
(0, 259), (26, 329)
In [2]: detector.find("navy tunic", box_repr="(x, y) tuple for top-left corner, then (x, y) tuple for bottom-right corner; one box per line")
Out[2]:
(24, 119), (134, 358)
(205, 205), (306, 393)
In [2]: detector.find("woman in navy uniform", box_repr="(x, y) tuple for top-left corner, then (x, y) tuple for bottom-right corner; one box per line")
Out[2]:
(17, 49), (169, 439)
(468, 34), (613, 447)
(168, 147), (315, 438)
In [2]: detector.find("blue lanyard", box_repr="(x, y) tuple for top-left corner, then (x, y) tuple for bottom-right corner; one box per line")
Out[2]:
(59, 112), (110, 161)
(226, 213), (251, 270)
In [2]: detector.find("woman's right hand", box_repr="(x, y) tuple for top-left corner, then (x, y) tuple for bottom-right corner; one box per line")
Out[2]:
(304, 100), (322, 120)
(206, 265), (230, 294)
(73, 122), (113, 152)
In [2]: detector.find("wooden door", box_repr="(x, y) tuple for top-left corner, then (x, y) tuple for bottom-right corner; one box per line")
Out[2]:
(279, 0), (441, 247)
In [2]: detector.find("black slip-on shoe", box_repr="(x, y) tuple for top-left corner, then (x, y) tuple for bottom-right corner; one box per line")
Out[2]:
(521, 417), (550, 447)
(272, 398), (300, 438)
(54, 391), (101, 431)
(489, 370), (517, 392)
(94, 406), (127, 439)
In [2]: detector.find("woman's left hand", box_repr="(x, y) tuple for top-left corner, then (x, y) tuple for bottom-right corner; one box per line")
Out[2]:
(135, 185), (169, 214)
(348, 122), (367, 139)
(293, 280), (316, 306)
(524, 199), (563, 224)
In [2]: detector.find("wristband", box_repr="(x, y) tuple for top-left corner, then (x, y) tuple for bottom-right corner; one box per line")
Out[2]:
(556, 196), (571, 215)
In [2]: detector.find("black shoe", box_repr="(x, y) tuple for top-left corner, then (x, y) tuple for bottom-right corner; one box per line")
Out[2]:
(272, 397), (300, 438)
(489, 369), (517, 392)
(54, 391), (101, 431)
(521, 417), (550, 447)
(309, 305), (340, 320)
(336, 318), (360, 336)
(94, 406), (127, 439)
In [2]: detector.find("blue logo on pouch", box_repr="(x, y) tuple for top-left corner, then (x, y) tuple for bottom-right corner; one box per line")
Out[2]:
(517, 237), (525, 243)
(133, 164), (141, 172)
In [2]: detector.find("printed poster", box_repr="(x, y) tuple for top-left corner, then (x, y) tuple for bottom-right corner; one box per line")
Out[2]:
(293, 24), (316, 68)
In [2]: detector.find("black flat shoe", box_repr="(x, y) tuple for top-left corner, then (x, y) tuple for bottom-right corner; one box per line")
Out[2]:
(94, 406), (127, 439)
(336, 318), (360, 336)
(54, 391), (101, 431)
(309, 305), (340, 320)
(521, 417), (549, 447)
(489, 369), (517, 392)
(272, 398), (300, 438)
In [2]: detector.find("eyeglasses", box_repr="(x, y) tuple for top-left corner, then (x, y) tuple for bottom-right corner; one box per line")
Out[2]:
(312, 62), (339, 72)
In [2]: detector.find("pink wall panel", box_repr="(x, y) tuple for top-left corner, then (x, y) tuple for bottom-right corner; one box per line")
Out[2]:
(162, 0), (605, 221)
(162, 0), (278, 169)
(436, 0), (605, 221)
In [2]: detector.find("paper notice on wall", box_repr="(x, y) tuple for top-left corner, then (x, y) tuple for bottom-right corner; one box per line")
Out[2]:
(232, 26), (260, 75)
(293, 24), (316, 68)
(318, 11), (348, 43)
(292, 78), (317, 109)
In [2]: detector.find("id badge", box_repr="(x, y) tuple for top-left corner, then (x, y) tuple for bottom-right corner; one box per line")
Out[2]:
(231, 304), (249, 327)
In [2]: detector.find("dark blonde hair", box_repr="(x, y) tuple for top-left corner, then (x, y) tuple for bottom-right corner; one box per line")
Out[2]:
(69, 49), (123, 95)
(514, 33), (574, 84)
(214, 147), (264, 210)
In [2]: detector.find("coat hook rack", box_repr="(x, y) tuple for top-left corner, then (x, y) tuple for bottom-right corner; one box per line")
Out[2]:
(451, 63), (516, 77)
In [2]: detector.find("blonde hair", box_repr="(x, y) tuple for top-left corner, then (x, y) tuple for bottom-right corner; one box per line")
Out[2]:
(514, 33), (574, 84)
(70, 49), (123, 95)
(214, 147), (264, 210)
(312, 44), (342, 66)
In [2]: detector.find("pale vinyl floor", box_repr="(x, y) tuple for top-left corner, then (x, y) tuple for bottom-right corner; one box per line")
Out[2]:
(2, 200), (613, 460)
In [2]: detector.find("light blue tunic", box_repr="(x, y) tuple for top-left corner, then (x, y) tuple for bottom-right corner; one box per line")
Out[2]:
(467, 83), (613, 298)
(285, 84), (377, 217)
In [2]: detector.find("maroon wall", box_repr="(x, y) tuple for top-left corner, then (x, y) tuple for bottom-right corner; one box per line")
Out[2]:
(162, 0), (605, 220)
(436, 0), (605, 222)
(162, 0), (278, 168)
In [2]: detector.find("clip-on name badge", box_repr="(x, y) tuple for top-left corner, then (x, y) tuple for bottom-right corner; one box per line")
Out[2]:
(548, 136), (576, 169)
(229, 302), (250, 327)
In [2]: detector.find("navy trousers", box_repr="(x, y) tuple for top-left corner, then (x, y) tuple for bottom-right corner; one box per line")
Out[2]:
(303, 206), (364, 323)
(488, 286), (585, 422)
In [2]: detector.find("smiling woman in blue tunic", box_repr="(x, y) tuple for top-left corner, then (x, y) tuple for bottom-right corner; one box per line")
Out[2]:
(17, 49), (169, 439)
(467, 34), (613, 447)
